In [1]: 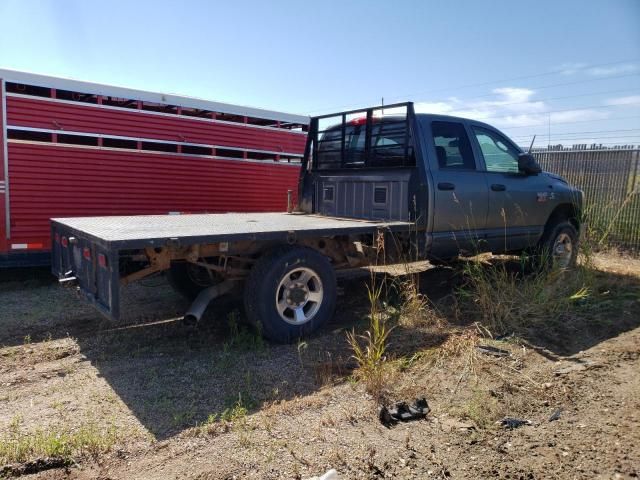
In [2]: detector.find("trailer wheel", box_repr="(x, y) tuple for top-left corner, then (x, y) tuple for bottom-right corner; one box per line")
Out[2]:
(244, 246), (337, 343)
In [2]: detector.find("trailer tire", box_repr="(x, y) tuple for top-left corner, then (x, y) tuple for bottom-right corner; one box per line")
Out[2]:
(244, 246), (337, 343)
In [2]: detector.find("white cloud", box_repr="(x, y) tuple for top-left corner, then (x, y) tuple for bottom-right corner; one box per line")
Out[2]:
(548, 109), (610, 124)
(491, 87), (535, 104)
(405, 88), (614, 146)
(558, 62), (638, 77)
(586, 64), (639, 76)
(412, 87), (547, 123)
(604, 95), (640, 107)
(558, 62), (588, 75)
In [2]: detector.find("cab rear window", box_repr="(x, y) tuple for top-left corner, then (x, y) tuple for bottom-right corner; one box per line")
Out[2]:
(315, 118), (415, 169)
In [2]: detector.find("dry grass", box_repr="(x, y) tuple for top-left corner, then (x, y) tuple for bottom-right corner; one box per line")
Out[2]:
(395, 273), (445, 329)
(457, 254), (592, 337)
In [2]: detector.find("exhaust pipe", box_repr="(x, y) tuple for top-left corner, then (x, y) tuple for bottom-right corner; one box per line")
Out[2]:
(182, 279), (238, 325)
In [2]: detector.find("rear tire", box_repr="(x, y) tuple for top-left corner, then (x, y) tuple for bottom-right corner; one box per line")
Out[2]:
(244, 246), (337, 343)
(535, 221), (579, 269)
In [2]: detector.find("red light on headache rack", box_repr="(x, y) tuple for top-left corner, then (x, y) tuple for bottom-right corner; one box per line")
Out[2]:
(98, 253), (107, 268)
(61, 236), (69, 248)
(349, 115), (381, 126)
(83, 247), (91, 261)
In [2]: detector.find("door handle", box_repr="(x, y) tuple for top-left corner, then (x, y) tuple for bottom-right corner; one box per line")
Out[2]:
(491, 184), (506, 192)
(438, 182), (455, 191)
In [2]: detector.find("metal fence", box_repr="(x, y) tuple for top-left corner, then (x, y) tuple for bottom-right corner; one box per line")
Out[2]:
(533, 145), (640, 252)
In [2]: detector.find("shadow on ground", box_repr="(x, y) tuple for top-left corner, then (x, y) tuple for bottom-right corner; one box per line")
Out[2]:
(1, 260), (638, 440)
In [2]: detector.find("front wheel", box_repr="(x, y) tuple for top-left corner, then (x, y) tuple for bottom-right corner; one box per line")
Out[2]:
(536, 221), (579, 269)
(244, 246), (337, 343)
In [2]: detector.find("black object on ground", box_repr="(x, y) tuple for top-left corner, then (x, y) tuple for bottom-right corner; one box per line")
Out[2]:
(499, 417), (532, 429)
(494, 333), (515, 341)
(476, 345), (510, 357)
(379, 397), (430, 427)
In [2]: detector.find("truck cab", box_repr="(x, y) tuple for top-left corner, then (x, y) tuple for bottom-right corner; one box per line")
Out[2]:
(300, 103), (583, 265)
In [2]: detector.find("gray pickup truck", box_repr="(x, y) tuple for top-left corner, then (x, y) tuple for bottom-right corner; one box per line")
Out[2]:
(52, 102), (583, 343)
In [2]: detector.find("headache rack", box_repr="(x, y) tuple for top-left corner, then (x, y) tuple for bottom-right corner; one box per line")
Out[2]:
(304, 102), (417, 171)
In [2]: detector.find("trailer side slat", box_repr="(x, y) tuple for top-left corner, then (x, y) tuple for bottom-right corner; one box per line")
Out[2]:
(6, 96), (306, 154)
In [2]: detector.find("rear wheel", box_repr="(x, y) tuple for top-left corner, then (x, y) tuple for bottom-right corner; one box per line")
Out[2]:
(244, 246), (337, 343)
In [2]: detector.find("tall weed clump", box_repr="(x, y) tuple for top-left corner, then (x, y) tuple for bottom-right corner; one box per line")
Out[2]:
(458, 253), (591, 337)
(346, 231), (395, 400)
(346, 279), (393, 399)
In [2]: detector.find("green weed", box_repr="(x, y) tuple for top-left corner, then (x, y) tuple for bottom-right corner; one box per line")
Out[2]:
(346, 278), (393, 399)
(0, 415), (117, 465)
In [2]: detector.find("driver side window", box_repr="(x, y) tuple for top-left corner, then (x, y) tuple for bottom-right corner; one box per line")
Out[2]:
(473, 127), (520, 173)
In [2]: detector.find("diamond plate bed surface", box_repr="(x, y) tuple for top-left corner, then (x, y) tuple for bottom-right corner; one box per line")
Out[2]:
(52, 212), (411, 243)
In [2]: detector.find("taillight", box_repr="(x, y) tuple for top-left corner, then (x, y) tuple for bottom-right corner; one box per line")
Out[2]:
(61, 236), (69, 247)
(98, 253), (107, 268)
(83, 247), (91, 261)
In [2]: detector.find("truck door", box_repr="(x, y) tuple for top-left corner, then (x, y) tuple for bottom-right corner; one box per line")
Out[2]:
(421, 119), (489, 258)
(469, 125), (550, 252)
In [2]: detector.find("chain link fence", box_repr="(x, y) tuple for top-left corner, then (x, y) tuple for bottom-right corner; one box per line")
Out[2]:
(533, 145), (640, 252)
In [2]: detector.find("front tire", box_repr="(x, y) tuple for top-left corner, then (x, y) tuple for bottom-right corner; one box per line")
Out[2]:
(536, 221), (579, 269)
(244, 246), (337, 343)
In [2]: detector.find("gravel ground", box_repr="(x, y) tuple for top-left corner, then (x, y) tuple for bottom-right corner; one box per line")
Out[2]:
(0, 253), (638, 479)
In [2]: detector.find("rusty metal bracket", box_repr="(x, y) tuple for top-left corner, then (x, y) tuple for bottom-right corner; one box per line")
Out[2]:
(120, 247), (171, 286)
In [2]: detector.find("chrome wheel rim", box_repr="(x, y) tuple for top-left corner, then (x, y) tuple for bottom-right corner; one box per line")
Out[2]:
(275, 267), (323, 325)
(552, 232), (573, 269)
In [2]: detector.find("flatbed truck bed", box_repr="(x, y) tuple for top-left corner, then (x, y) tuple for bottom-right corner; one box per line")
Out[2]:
(51, 211), (413, 326)
(51, 212), (412, 250)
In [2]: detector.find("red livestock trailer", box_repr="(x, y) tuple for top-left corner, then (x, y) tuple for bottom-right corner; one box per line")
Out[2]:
(0, 69), (307, 267)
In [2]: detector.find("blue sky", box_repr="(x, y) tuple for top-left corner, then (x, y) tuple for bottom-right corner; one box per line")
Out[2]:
(0, 0), (639, 147)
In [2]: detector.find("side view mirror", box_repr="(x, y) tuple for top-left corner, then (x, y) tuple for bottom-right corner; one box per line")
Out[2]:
(518, 153), (542, 175)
